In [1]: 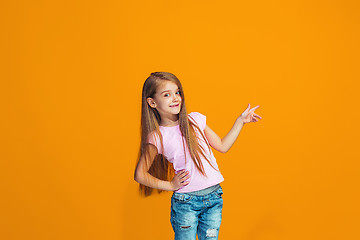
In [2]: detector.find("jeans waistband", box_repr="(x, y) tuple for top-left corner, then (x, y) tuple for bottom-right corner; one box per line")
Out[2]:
(184, 184), (221, 196)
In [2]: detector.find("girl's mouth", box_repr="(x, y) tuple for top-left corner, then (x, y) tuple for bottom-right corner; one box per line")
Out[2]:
(170, 104), (179, 108)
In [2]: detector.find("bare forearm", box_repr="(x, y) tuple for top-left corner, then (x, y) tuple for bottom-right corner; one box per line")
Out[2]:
(134, 171), (174, 191)
(221, 117), (244, 152)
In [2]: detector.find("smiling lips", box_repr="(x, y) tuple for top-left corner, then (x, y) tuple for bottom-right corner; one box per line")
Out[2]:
(170, 104), (179, 108)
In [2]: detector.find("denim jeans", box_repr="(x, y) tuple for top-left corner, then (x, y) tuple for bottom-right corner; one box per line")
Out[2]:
(170, 185), (223, 240)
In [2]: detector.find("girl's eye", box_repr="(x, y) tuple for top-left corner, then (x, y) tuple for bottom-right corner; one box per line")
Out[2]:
(163, 91), (180, 97)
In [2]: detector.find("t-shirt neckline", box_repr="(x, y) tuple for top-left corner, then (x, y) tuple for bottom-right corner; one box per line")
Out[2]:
(159, 124), (179, 128)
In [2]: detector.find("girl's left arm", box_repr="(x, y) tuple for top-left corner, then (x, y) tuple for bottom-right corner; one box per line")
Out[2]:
(204, 104), (262, 153)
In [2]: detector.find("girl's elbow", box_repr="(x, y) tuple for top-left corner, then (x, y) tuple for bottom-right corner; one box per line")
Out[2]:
(216, 148), (227, 153)
(134, 171), (143, 183)
(219, 144), (228, 153)
(216, 141), (229, 153)
(221, 148), (228, 153)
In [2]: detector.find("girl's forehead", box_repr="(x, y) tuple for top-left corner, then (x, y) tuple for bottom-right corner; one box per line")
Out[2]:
(157, 81), (179, 92)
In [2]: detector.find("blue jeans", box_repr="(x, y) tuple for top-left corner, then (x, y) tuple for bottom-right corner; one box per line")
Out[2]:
(170, 185), (223, 240)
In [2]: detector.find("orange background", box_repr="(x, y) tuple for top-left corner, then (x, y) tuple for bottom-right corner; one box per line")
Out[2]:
(1, 0), (359, 239)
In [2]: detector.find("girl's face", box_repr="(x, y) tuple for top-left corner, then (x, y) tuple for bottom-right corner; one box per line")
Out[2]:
(147, 81), (182, 118)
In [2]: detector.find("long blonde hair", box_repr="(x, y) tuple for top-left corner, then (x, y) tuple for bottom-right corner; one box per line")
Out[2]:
(137, 72), (216, 196)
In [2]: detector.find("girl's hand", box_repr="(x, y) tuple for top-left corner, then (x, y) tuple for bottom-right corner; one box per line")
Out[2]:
(239, 103), (262, 124)
(170, 170), (190, 191)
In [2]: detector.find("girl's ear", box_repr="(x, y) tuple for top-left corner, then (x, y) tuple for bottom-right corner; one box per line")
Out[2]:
(147, 97), (156, 108)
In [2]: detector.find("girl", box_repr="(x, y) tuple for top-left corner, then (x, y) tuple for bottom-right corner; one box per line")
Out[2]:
(134, 72), (262, 240)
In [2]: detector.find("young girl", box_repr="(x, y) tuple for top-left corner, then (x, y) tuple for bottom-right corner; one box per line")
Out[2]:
(134, 72), (262, 240)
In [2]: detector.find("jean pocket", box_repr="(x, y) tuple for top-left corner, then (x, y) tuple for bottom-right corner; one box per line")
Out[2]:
(172, 193), (193, 203)
(214, 187), (223, 198)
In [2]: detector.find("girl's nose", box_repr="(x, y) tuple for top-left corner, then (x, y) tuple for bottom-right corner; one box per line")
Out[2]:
(173, 94), (180, 101)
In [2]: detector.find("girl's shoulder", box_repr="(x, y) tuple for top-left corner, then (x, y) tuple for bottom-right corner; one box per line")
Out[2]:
(189, 111), (206, 118)
(188, 112), (206, 130)
(146, 130), (163, 153)
(147, 130), (160, 142)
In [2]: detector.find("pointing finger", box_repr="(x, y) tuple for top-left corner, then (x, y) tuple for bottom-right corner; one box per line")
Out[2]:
(251, 105), (260, 111)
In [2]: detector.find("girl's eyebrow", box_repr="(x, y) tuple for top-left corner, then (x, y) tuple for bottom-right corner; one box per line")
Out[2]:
(160, 88), (180, 94)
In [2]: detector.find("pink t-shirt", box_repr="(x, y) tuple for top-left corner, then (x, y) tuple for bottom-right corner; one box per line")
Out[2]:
(147, 112), (224, 193)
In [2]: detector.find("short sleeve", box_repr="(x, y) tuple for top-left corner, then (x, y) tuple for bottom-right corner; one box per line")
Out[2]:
(146, 131), (163, 154)
(189, 112), (206, 131)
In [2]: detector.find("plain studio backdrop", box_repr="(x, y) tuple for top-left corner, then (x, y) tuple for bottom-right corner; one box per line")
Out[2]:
(0, 0), (359, 239)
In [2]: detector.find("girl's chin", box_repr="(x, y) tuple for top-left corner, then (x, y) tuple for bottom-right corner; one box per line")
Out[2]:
(169, 107), (180, 112)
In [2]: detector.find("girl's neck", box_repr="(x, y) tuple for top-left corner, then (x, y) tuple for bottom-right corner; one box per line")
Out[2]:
(160, 117), (179, 127)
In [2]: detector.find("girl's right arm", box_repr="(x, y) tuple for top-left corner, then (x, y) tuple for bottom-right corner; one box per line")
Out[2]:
(134, 144), (190, 191)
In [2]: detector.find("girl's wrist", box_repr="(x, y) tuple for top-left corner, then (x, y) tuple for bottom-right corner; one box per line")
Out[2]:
(169, 181), (176, 191)
(169, 181), (174, 191)
(237, 117), (245, 124)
